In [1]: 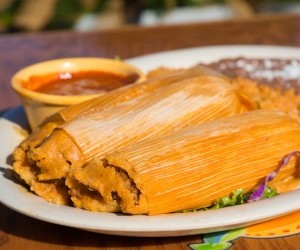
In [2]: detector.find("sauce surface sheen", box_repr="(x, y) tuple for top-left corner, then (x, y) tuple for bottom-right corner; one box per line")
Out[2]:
(22, 71), (140, 95)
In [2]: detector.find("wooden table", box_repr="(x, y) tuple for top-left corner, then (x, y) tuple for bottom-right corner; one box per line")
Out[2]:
(1, 13), (300, 250)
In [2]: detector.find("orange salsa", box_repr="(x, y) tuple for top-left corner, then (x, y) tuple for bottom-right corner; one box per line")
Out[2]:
(22, 71), (140, 95)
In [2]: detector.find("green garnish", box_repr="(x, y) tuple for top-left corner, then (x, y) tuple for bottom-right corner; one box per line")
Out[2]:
(177, 186), (278, 213)
(211, 188), (247, 209)
(261, 186), (278, 199)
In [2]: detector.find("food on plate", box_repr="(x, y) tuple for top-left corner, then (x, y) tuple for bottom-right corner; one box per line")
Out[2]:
(49, 64), (225, 123)
(148, 63), (300, 123)
(11, 56), (300, 215)
(67, 110), (300, 215)
(13, 74), (250, 205)
(233, 77), (300, 123)
(202, 57), (300, 92)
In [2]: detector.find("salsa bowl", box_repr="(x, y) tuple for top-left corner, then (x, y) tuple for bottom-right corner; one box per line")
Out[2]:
(11, 57), (145, 129)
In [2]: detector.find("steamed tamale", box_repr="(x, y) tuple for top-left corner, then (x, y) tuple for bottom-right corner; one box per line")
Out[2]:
(68, 110), (300, 215)
(13, 75), (251, 204)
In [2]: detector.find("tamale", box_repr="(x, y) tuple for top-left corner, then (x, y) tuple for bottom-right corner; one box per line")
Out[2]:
(69, 110), (300, 215)
(14, 75), (251, 204)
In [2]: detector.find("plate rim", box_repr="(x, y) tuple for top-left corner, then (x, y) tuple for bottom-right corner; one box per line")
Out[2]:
(126, 44), (300, 71)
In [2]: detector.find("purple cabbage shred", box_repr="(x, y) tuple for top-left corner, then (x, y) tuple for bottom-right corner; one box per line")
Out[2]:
(247, 150), (300, 202)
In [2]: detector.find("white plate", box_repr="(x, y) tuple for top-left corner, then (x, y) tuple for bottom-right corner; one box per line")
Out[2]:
(126, 44), (300, 72)
(1, 45), (300, 237)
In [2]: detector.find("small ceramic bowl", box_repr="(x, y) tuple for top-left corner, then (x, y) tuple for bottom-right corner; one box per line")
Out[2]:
(11, 57), (145, 130)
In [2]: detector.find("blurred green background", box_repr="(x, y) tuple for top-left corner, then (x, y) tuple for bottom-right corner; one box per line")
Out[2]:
(0, 0), (299, 33)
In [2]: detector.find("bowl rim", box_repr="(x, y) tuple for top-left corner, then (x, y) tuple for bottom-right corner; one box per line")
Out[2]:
(11, 57), (145, 105)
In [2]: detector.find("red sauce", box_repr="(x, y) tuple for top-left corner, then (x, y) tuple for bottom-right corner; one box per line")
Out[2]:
(22, 70), (140, 95)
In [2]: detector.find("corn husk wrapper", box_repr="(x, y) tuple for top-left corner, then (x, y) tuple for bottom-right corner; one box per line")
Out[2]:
(70, 110), (300, 215)
(61, 76), (247, 167)
(46, 65), (226, 125)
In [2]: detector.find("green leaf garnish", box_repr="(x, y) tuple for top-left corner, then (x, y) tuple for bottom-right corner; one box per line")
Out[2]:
(177, 186), (278, 213)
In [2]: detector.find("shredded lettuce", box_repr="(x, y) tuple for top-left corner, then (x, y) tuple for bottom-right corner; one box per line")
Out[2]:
(177, 186), (277, 213)
(211, 188), (247, 209)
(211, 186), (277, 209)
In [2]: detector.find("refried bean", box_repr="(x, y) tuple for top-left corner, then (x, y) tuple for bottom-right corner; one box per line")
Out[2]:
(202, 57), (300, 93)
